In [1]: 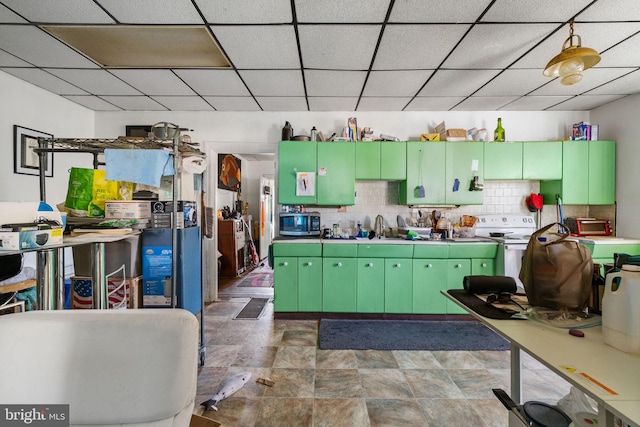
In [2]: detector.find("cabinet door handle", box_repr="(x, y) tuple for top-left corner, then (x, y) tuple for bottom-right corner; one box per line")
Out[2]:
(307, 262), (313, 266)
(456, 264), (462, 268)
(337, 262), (342, 267)
(283, 262), (288, 266)
(427, 264), (433, 268)
(368, 263), (374, 267)
(395, 263), (401, 268)
(481, 262), (487, 268)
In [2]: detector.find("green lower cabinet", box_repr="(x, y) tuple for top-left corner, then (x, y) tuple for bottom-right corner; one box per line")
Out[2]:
(322, 258), (357, 312)
(298, 257), (323, 312)
(413, 259), (447, 314)
(446, 259), (471, 314)
(273, 257), (298, 311)
(384, 258), (413, 313)
(356, 258), (385, 313)
(471, 258), (495, 275)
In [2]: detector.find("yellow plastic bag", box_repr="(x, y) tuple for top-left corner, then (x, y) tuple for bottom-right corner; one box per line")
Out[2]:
(65, 168), (134, 217)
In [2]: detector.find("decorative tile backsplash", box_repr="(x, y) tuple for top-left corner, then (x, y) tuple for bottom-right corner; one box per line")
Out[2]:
(305, 180), (615, 235)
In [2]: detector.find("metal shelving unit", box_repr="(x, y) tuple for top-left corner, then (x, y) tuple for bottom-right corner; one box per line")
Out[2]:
(34, 123), (208, 365)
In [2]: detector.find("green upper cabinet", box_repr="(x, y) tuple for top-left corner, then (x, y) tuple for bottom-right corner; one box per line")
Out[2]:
(540, 140), (615, 205)
(484, 142), (522, 180)
(355, 141), (406, 180)
(445, 142), (484, 205)
(399, 142), (446, 205)
(317, 142), (356, 205)
(522, 141), (562, 180)
(277, 141), (318, 205)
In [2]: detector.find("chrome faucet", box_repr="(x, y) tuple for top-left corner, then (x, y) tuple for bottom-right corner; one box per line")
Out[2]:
(374, 215), (384, 238)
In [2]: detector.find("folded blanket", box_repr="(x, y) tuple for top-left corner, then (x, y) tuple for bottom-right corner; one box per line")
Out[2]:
(104, 149), (175, 187)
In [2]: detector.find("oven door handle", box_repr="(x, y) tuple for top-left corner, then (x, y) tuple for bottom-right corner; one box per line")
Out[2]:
(503, 244), (528, 250)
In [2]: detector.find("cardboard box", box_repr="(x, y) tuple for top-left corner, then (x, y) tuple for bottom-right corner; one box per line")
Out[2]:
(71, 276), (141, 309)
(0, 226), (63, 251)
(141, 242), (174, 307)
(420, 133), (440, 141)
(105, 200), (151, 219)
(190, 414), (221, 427)
(72, 234), (141, 277)
(150, 200), (197, 228)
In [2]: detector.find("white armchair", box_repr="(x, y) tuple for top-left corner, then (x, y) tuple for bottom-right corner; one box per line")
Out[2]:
(0, 309), (199, 427)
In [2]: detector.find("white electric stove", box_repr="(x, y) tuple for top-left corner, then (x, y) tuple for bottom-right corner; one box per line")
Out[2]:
(474, 214), (537, 292)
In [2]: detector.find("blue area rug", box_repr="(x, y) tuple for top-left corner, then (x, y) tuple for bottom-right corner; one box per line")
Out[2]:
(318, 319), (509, 351)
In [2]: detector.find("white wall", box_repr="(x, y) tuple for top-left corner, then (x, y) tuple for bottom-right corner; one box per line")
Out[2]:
(591, 93), (640, 238)
(0, 72), (95, 205)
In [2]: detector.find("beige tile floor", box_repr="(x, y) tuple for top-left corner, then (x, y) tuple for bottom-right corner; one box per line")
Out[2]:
(193, 273), (572, 427)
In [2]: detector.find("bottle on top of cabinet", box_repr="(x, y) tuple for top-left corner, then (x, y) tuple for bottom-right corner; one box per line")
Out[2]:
(282, 121), (293, 141)
(494, 118), (505, 142)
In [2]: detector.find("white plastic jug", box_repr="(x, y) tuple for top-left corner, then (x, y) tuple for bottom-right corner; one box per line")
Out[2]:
(602, 264), (640, 354)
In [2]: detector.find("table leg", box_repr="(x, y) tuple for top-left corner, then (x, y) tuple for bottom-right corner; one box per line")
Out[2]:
(36, 248), (65, 310)
(91, 242), (107, 309)
(510, 342), (522, 404)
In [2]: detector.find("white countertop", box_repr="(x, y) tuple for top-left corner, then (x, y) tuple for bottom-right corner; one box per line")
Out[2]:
(569, 236), (640, 245)
(274, 237), (496, 245)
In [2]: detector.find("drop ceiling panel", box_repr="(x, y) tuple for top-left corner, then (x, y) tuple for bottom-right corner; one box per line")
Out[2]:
(211, 25), (299, 69)
(363, 70), (433, 97)
(0, 26), (99, 68)
(196, 0), (292, 24)
(0, 4), (27, 22)
(512, 22), (640, 69)
(174, 69), (251, 96)
(452, 96), (518, 111)
(373, 24), (470, 70)
(475, 69), (551, 96)
(599, 33), (640, 67)
(547, 94), (627, 110)
(96, 0), (204, 24)
(203, 96), (261, 111)
(442, 24), (556, 69)
(389, 0), (491, 23)
(500, 95), (573, 111)
(531, 67), (636, 96)
(99, 96), (167, 110)
(405, 96), (467, 111)
(151, 96), (214, 110)
(577, 0), (640, 21)
(308, 97), (359, 111)
(1, 68), (88, 94)
(480, 0), (593, 22)
(298, 25), (380, 70)
(1, 0), (113, 23)
(46, 69), (142, 95)
(418, 70), (500, 96)
(587, 70), (640, 95)
(305, 70), (367, 96)
(63, 95), (122, 110)
(295, 0), (390, 23)
(255, 96), (308, 111)
(110, 70), (197, 95)
(357, 97), (413, 111)
(239, 70), (304, 96)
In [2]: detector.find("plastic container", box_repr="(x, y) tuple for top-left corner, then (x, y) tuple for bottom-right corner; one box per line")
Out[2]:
(602, 264), (640, 354)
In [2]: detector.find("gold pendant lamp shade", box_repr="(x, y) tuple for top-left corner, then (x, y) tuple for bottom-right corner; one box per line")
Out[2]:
(543, 21), (601, 85)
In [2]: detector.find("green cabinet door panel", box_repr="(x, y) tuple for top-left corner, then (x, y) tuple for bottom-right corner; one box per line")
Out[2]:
(588, 140), (615, 205)
(355, 142), (380, 180)
(322, 258), (357, 312)
(273, 243), (322, 257)
(412, 259), (447, 314)
(357, 258), (385, 313)
(323, 243), (358, 258)
(484, 142), (522, 180)
(522, 141), (562, 180)
(445, 142), (484, 205)
(317, 142), (356, 205)
(446, 259), (471, 314)
(384, 258), (413, 313)
(277, 141), (318, 205)
(273, 257), (298, 311)
(298, 257), (323, 312)
(357, 244), (413, 258)
(380, 141), (407, 180)
(399, 142), (446, 205)
(471, 258), (495, 275)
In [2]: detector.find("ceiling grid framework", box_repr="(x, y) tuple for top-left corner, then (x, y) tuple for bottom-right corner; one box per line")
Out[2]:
(0, 0), (639, 112)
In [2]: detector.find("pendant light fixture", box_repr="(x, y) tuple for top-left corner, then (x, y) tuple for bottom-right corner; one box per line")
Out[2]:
(543, 20), (601, 85)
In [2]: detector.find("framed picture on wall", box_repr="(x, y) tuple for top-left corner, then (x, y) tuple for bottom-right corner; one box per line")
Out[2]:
(218, 154), (241, 192)
(14, 125), (54, 177)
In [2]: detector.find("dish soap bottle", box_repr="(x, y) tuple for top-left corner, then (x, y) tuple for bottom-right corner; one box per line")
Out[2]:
(494, 118), (505, 142)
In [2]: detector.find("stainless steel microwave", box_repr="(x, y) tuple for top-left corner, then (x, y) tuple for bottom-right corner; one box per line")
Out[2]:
(279, 212), (321, 236)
